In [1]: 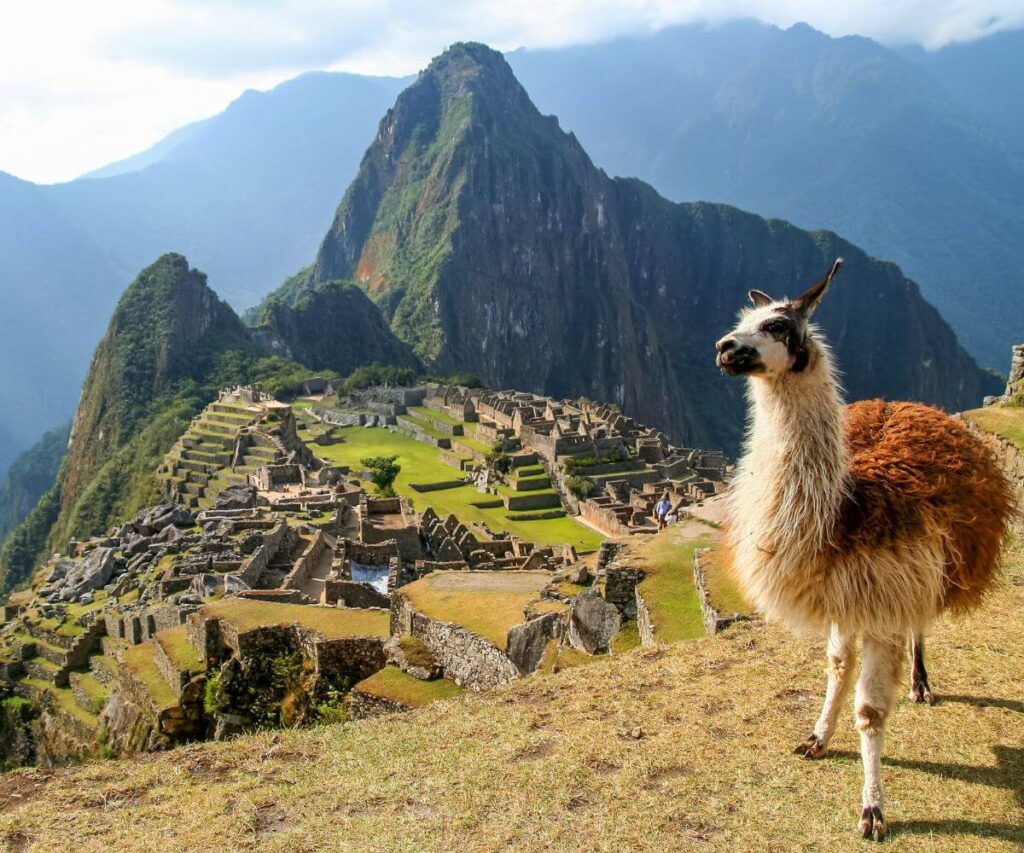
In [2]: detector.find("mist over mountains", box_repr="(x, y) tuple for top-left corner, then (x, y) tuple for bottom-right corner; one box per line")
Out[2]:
(1, 19), (1020, 479)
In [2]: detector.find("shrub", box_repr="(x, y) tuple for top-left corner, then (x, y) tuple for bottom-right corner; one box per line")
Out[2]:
(341, 364), (418, 394)
(361, 455), (401, 497)
(484, 444), (513, 475)
(203, 671), (221, 715)
(565, 476), (595, 500)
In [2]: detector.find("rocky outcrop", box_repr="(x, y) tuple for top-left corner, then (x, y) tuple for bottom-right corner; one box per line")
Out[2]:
(567, 588), (621, 655)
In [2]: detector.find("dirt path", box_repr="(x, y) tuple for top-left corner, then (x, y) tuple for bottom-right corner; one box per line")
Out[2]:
(299, 539), (334, 603)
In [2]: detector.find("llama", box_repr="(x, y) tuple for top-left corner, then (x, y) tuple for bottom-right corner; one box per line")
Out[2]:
(715, 259), (1013, 841)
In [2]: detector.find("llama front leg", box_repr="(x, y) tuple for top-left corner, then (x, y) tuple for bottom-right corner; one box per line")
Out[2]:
(855, 635), (904, 842)
(795, 624), (855, 758)
(908, 633), (935, 705)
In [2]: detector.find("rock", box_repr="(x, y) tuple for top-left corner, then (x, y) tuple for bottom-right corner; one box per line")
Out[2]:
(79, 592), (94, 605)
(567, 564), (589, 585)
(215, 484), (258, 510)
(44, 562), (68, 583)
(187, 573), (250, 599)
(567, 587), (621, 654)
(52, 547), (118, 601)
(384, 636), (442, 681)
(124, 535), (153, 557)
(507, 611), (562, 674)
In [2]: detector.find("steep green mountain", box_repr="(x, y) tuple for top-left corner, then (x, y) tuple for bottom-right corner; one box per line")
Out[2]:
(507, 21), (1024, 370)
(253, 278), (421, 374)
(0, 424), (69, 551)
(296, 43), (999, 453)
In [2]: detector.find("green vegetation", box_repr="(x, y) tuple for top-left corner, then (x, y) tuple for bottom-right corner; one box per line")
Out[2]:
(337, 364), (419, 395)
(355, 665), (462, 708)
(397, 635), (436, 669)
(629, 530), (713, 643)
(699, 548), (751, 616)
(360, 454), (401, 497)
(611, 620), (642, 654)
(400, 571), (550, 650)
(563, 449), (628, 472)
(564, 475), (595, 499)
(312, 422), (602, 552)
(200, 599), (390, 639)
(0, 423), (69, 554)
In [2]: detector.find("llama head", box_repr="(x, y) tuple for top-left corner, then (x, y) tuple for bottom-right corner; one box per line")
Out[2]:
(715, 258), (844, 379)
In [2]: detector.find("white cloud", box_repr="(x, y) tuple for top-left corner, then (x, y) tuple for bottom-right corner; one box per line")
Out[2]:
(2, 0), (1023, 183)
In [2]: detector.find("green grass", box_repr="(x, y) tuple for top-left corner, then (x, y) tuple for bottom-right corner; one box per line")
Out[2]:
(400, 571), (551, 650)
(408, 405), (462, 427)
(200, 599), (390, 639)
(611, 620), (642, 654)
(628, 530), (713, 644)
(155, 625), (202, 674)
(699, 548), (751, 617)
(308, 422), (602, 552)
(122, 641), (179, 710)
(963, 406), (1024, 450)
(354, 665), (462, 708)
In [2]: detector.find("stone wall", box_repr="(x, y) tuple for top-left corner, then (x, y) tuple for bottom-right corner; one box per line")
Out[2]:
(237, 519), (289, 586)
(326, 580), (390, 609)
(283, 530), (328, 591)
(692, 548), (750, 635)
(604, 566), (645, 620)
(390, 593), (520, 691)
(349, 688), (410, 719)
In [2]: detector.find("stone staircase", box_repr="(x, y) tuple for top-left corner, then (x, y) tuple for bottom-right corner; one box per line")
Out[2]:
(160, 401), (274, 508)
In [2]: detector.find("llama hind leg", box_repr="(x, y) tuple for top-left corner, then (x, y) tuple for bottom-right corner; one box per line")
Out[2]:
(908, 633), (935, 705)
(855, 635), (904, 842)
(795, 624), (855, 758)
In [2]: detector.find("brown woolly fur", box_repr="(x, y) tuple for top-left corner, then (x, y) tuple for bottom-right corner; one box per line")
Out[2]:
(840, 400), (1013, 615)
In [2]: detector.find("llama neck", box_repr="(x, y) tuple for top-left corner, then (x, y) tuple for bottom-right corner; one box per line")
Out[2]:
(740, 347), (848, 553)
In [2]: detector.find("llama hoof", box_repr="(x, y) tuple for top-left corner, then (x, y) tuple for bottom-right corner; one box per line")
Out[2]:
(793, 733), (828, 758)
(859, 805), (888, 842)
(909, 684), (935, 705)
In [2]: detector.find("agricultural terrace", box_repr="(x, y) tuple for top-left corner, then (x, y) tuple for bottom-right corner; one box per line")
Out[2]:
(400, 571), (552, 649)
(199, 599), (390, 639)
(298, 413), (603, 553)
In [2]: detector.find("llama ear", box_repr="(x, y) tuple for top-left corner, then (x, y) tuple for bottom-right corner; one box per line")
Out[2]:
(792, 258), (844, 318)
(748, 289), (773, 308)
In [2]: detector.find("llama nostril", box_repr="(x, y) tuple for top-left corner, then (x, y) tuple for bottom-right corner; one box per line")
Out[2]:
(717, 338), (737, 354)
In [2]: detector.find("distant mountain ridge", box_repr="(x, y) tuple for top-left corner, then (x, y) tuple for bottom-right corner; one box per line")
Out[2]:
(2, 22), (1021, 478)
(281, 42), (999, 453)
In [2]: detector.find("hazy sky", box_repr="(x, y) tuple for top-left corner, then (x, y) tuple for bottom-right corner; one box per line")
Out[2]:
(3, 0), (1023, 184)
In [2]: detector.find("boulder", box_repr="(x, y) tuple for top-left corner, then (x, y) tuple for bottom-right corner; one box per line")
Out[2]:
(567, 564), (589, 585)
(215, 484), (258, 510)
(187, 573), (250, 599)
(567, 587), (621, 655)
(507, 611), (563, 674)
(56, 547), (118, 601)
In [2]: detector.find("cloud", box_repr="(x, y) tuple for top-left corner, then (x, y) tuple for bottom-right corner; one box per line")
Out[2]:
(2, 0), (1023, 182)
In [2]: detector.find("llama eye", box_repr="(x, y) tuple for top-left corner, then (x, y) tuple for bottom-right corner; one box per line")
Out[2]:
(764, 321), (787, 335)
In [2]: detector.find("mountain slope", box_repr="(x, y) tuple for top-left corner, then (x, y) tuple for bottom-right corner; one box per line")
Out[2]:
(299, 43), (997, 453)
(0, 423), (69, 552)
(253, 277), (421, 375)
(0, 73), (405, 478)
(508, 21), (1024, 370)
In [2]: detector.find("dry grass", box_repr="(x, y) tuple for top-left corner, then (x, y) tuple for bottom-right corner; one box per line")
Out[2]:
(354, 666), (463, 708)
(963, 407), (1024, 450)
(200, 599), (390, 640)
(1, 548), (1022, 851)
(154, 626), (202, 674)
(400, 571), (550, 650)
(121, 642), (178, 711)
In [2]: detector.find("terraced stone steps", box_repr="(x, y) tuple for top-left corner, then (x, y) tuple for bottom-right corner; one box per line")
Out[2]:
(69, 671), (109, 714)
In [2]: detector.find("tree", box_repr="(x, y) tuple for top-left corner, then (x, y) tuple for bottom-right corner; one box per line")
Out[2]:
(361, 455), (400, 497)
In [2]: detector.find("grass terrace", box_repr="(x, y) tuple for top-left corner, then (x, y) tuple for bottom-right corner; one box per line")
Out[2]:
(699, 548), (752, 617)
(353, 665), (463, 708)
(963, 406), (1024, 449)
(307, 421), (602, 552)
(121, 642), (178, 711)
(400, 571), (551, 650)
(627, 528), (715, 643)
(154, 625), (202, 674)
(199, 599), (389, 639)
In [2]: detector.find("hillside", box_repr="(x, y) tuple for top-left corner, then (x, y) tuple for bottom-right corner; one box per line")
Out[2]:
(252, 278), (421, 375)
(1, 540), (1019, 850)
(509, 21), (1024, 370)
(295, 42), (997, 453)
(0, 425), (68, 552)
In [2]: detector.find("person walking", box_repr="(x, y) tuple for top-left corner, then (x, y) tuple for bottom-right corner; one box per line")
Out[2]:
(655, 491), (672, 529)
